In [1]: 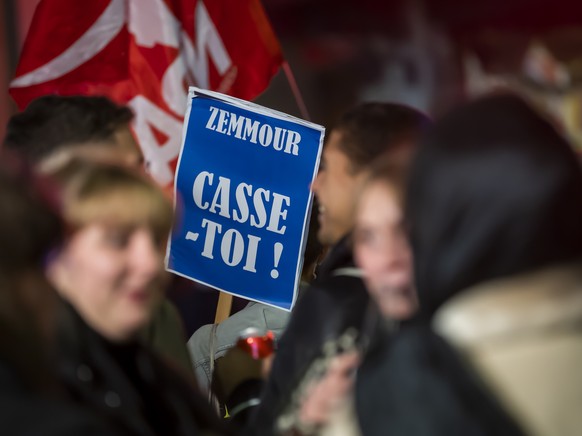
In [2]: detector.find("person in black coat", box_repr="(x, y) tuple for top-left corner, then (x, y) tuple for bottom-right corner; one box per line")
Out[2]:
(295, 121), (528, 435)
(247, 102), (430, 435)
(46, 161), (228, 436)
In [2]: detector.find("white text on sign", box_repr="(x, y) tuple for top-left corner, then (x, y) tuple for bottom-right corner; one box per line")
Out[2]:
(205, 106), (301, 155)
(193, 171), (290, 235)
(186, 170), (290, 278)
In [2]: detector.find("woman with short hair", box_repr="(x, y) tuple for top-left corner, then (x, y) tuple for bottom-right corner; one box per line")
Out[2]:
(47, 161), (227, 436)
(0, 154), (117, 435)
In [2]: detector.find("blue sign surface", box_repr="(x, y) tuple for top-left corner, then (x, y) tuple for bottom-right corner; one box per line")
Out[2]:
(166, 88), (324, 310)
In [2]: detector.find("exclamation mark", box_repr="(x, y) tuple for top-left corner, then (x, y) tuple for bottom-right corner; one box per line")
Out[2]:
(271, 242), (283, 279)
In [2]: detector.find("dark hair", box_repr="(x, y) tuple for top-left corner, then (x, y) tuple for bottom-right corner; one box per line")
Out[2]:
(407, 93), (582, 318)
(303, 200), (324, 276)
(0, 153), (62, 272)
(334, 102), (431, 173)
(362, 157), (411, 207)
(3, 95), (134, 163)
(0, 151), (63, 391)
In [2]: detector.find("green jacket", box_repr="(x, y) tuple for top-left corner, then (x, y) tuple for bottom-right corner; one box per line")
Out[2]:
(141, 299), (193, 376)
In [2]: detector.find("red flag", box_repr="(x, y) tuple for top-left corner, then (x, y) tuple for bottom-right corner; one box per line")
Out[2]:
(10, 0), (283, 185)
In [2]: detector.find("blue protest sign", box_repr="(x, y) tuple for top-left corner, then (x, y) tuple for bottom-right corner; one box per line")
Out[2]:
(166, 87), (324, 310)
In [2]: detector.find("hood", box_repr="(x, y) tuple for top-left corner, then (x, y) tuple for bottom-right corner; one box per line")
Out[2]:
(407, 94), (582, 318)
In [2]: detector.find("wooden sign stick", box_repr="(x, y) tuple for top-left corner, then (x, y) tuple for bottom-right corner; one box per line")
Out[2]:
(214, 292), (233, 324)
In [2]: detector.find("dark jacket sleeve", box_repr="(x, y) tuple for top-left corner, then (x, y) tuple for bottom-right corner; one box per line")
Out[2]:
(247, 274), (370, 436)
(355, 325), (526, 436)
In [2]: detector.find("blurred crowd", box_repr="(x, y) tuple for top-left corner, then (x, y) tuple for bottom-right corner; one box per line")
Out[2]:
(0, 91), (580, 436)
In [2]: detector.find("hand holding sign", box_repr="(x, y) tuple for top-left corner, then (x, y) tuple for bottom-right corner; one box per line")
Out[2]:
(167, 88), (324, 310)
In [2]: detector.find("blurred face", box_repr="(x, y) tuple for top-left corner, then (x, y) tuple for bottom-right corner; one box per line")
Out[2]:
(48, 223), (164, 341)
(354, 181), (417, 320)
(311, 131), (368, 246)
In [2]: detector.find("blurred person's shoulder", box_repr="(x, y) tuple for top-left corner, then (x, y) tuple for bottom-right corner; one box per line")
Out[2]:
(433, 261), (582, 436)
(434, 261), (582, 347)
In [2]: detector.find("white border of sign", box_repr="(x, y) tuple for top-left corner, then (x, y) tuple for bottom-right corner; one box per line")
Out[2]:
(165, 87), (325, 311)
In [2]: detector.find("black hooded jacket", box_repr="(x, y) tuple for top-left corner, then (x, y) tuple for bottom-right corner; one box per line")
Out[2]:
(356, 94), (582, 436)
(408, 94), (582, 319)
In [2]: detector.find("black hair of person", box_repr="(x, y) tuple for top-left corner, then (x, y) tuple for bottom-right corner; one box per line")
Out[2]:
(3, 95), (134, 163)
(333, 102), (431, 173)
